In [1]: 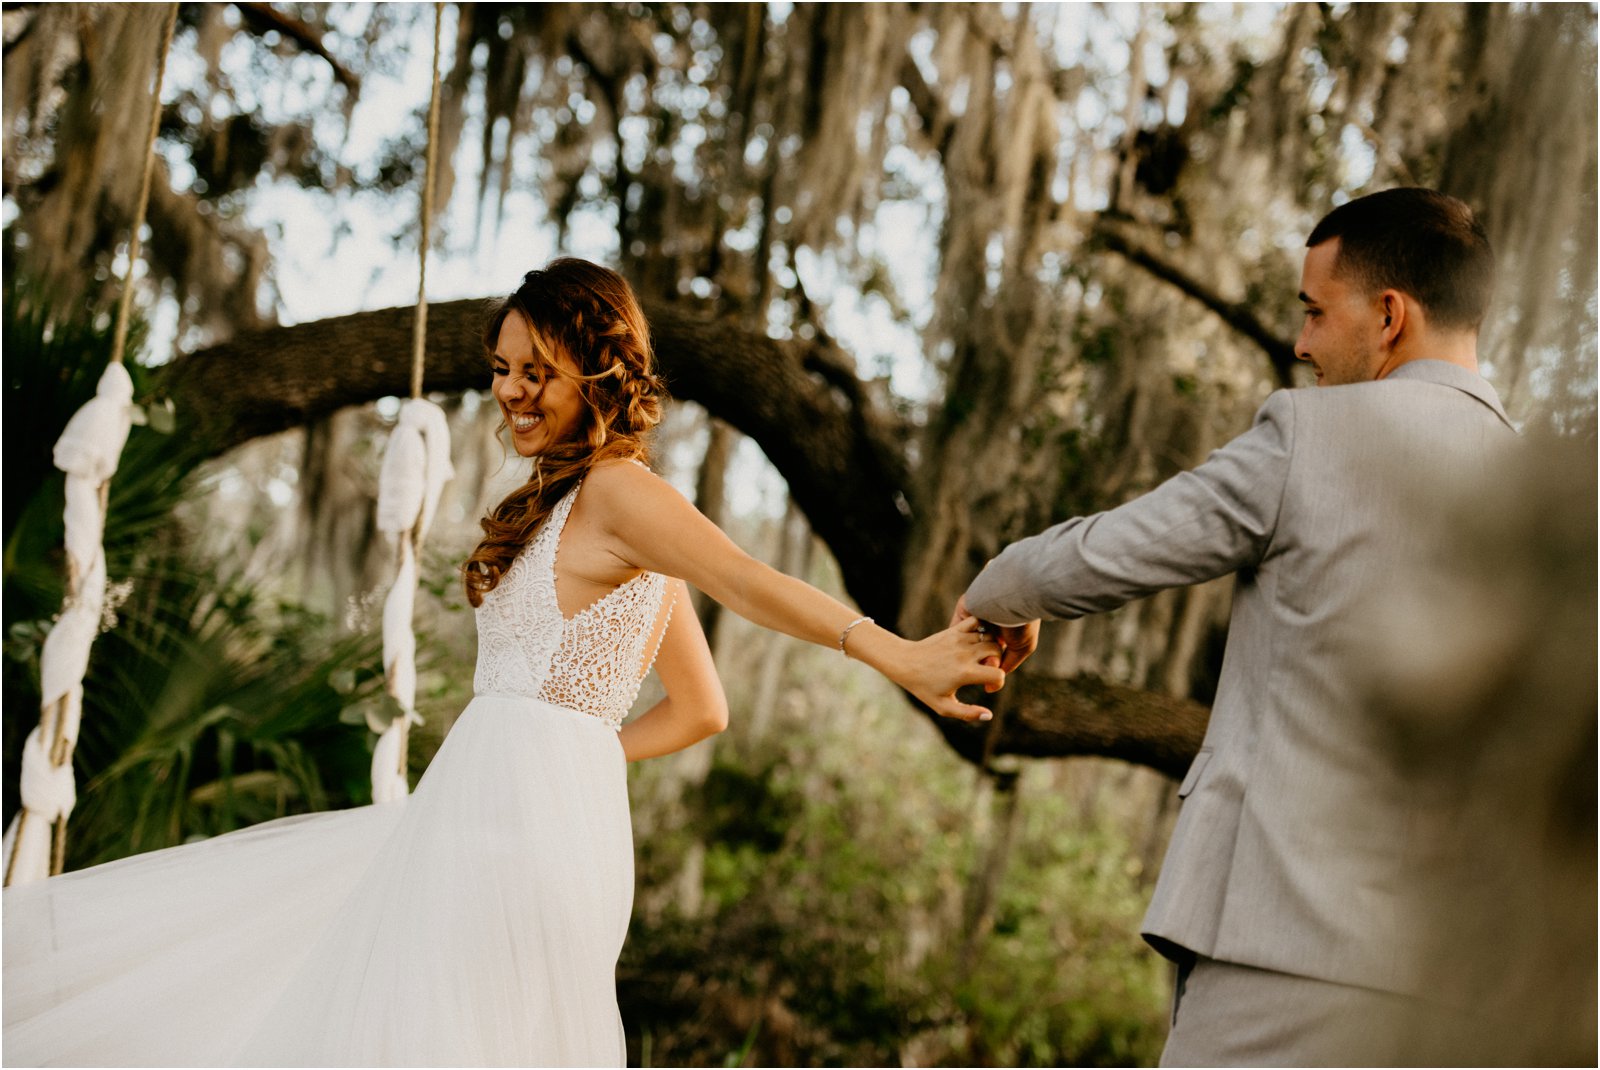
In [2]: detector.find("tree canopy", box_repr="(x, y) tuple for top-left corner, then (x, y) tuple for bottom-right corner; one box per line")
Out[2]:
(4, 3), (1595, 777)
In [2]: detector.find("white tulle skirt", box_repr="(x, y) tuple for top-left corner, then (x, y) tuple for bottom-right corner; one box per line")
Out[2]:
(3, 694), (634, 1067)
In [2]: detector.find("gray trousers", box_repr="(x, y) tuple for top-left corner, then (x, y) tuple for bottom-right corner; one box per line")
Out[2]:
(1160, 955), (1452, 1067)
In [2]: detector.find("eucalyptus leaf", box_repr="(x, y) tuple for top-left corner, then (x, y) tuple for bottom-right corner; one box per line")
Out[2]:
(147, 401), (176, 434)
(364, 704), (391, 735)
(362, 691), (407, 735)
(339, 700), (375, 727)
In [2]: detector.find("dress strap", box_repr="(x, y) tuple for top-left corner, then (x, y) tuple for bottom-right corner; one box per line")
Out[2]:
(529, 480), (583, 569)
(549, 479), (583, 531)
(639, 581), (676, 677)
(538, 479), (583, 597)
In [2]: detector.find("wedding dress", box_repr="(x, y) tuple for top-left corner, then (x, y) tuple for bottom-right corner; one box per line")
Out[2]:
(4, 479), (673, 1067)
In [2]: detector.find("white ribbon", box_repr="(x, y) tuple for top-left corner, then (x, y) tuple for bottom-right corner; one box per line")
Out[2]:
(18, 727), (77, 821)
(10, 365), (133, 886)
(53, 364), (135, 481)
(3, 810), (52, 887)
(376, 399), (454, 540)
(369, 398), (452, 801)
(40, 592), (101, 713)
(375, 421), (426, 535)
(409, 400), (454, 541)
(62, 476), (107, 579)
(382, 546), (419, 712)
(4, 721), (82, 884)
(369, 721), (410, 805)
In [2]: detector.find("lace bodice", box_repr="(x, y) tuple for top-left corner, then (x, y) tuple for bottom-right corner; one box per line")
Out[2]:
(473, 479), (673, 729)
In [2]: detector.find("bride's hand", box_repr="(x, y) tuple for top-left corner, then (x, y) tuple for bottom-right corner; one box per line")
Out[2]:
(949, 594), (1041, 683)
(889, 616), (1007, 722)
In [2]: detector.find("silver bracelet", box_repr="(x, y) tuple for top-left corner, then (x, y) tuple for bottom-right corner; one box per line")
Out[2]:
(838, 615), (873, 658)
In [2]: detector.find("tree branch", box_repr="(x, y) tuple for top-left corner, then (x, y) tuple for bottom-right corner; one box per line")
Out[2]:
(159, 299), (1208, 780)
(158, 297), (913, 622)
(1093, 217), (1299, 386)
(905, 671), (1208, 778)
(232, 2), (360, 94)
(897, 54), (954, 158)
(998, 672), (1208, 778)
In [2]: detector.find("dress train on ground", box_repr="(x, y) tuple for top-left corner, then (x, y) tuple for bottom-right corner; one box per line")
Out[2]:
(4, 695), (633, 1067)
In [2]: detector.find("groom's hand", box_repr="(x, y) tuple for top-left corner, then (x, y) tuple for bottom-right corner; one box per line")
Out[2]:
(950, 594), (1041, 689)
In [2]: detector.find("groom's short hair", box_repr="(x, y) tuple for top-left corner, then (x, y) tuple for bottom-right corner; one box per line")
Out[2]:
(1308, 188), (1495, 332)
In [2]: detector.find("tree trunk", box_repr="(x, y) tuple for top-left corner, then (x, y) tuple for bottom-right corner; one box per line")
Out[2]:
(746, 498), (814, 745)
(689, 417), (738, 647)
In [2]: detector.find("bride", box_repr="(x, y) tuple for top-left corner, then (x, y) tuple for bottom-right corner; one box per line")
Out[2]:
(3, 258), (1005, 1067)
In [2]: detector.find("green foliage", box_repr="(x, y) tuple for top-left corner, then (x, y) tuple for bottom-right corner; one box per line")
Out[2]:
(62, 577), (381, 866)
(947, 819), (1171, 1067)
(620, 634), (1170, 1067)
(701, 760), (798, 854)
(1077, 322), (1120, 366)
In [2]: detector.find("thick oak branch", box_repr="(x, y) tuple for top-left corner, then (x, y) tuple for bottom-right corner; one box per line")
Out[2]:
(160, 300), (1210, 779)
(159, 297), (911, 621)
(999, 672), (1208, 778)
(910, 672), (1208, 779)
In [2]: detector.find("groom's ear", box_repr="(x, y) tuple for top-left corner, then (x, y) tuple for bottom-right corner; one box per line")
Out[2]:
(1378, 290), (1407, 346)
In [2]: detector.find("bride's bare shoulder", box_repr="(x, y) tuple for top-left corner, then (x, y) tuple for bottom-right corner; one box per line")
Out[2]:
(586, 456), (661, 485)
(583, 457), (683, 514)
(582, 457), (694, 543)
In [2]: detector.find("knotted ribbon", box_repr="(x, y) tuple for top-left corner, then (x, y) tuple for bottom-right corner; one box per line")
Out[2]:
(369, 399), (453, 803)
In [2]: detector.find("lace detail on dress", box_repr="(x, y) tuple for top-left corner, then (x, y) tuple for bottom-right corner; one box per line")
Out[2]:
(473, 478), (673, 729)
(470, 494), (569, 702)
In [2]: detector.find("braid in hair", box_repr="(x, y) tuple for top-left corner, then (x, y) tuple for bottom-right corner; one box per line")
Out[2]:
(463, 259), (665, 607)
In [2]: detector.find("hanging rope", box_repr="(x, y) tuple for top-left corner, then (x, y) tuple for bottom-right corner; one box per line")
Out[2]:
(4, 3), (181, 888)
(371, 2), (453, 803)
(410, 2), (443, 404)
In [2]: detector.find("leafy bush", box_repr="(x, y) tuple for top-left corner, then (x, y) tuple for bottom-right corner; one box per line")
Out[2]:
(621, 630), (1170, 1067)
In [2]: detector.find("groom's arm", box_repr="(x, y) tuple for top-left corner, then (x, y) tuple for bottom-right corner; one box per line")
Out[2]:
(965, 390), (1296, 626)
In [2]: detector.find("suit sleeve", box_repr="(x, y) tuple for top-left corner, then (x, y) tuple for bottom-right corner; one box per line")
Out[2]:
(964, 390), (1296, 626)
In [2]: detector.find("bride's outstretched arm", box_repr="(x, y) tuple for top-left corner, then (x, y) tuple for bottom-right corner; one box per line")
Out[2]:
(619, 579), (728, 761)
(585, 461), (1005, 721)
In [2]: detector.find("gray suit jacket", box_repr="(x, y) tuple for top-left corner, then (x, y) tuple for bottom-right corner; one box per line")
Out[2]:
(965, 361), (1516, 995)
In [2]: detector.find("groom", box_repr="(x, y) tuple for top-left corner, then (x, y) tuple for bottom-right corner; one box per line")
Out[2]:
(955, 188), (1517, 1065)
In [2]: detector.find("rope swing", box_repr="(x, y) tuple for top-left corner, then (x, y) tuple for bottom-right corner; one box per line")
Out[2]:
(3, 3), (182, 888)
(370, 2), (453, 803)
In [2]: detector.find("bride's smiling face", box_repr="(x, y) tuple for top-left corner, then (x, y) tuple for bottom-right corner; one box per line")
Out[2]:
(491, 311), (587, 457)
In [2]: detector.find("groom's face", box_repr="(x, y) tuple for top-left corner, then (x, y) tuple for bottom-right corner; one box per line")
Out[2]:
(1295, 239), (1385, 386)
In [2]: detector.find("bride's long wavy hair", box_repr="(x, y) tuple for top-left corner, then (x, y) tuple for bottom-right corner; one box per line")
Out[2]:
(463, 259), (664, 607)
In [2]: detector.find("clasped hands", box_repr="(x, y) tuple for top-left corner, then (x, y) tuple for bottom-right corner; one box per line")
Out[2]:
(895, 596), (1041, 723)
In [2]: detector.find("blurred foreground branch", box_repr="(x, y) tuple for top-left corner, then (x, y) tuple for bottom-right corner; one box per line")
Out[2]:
(1365, 435), (1596, 1064)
